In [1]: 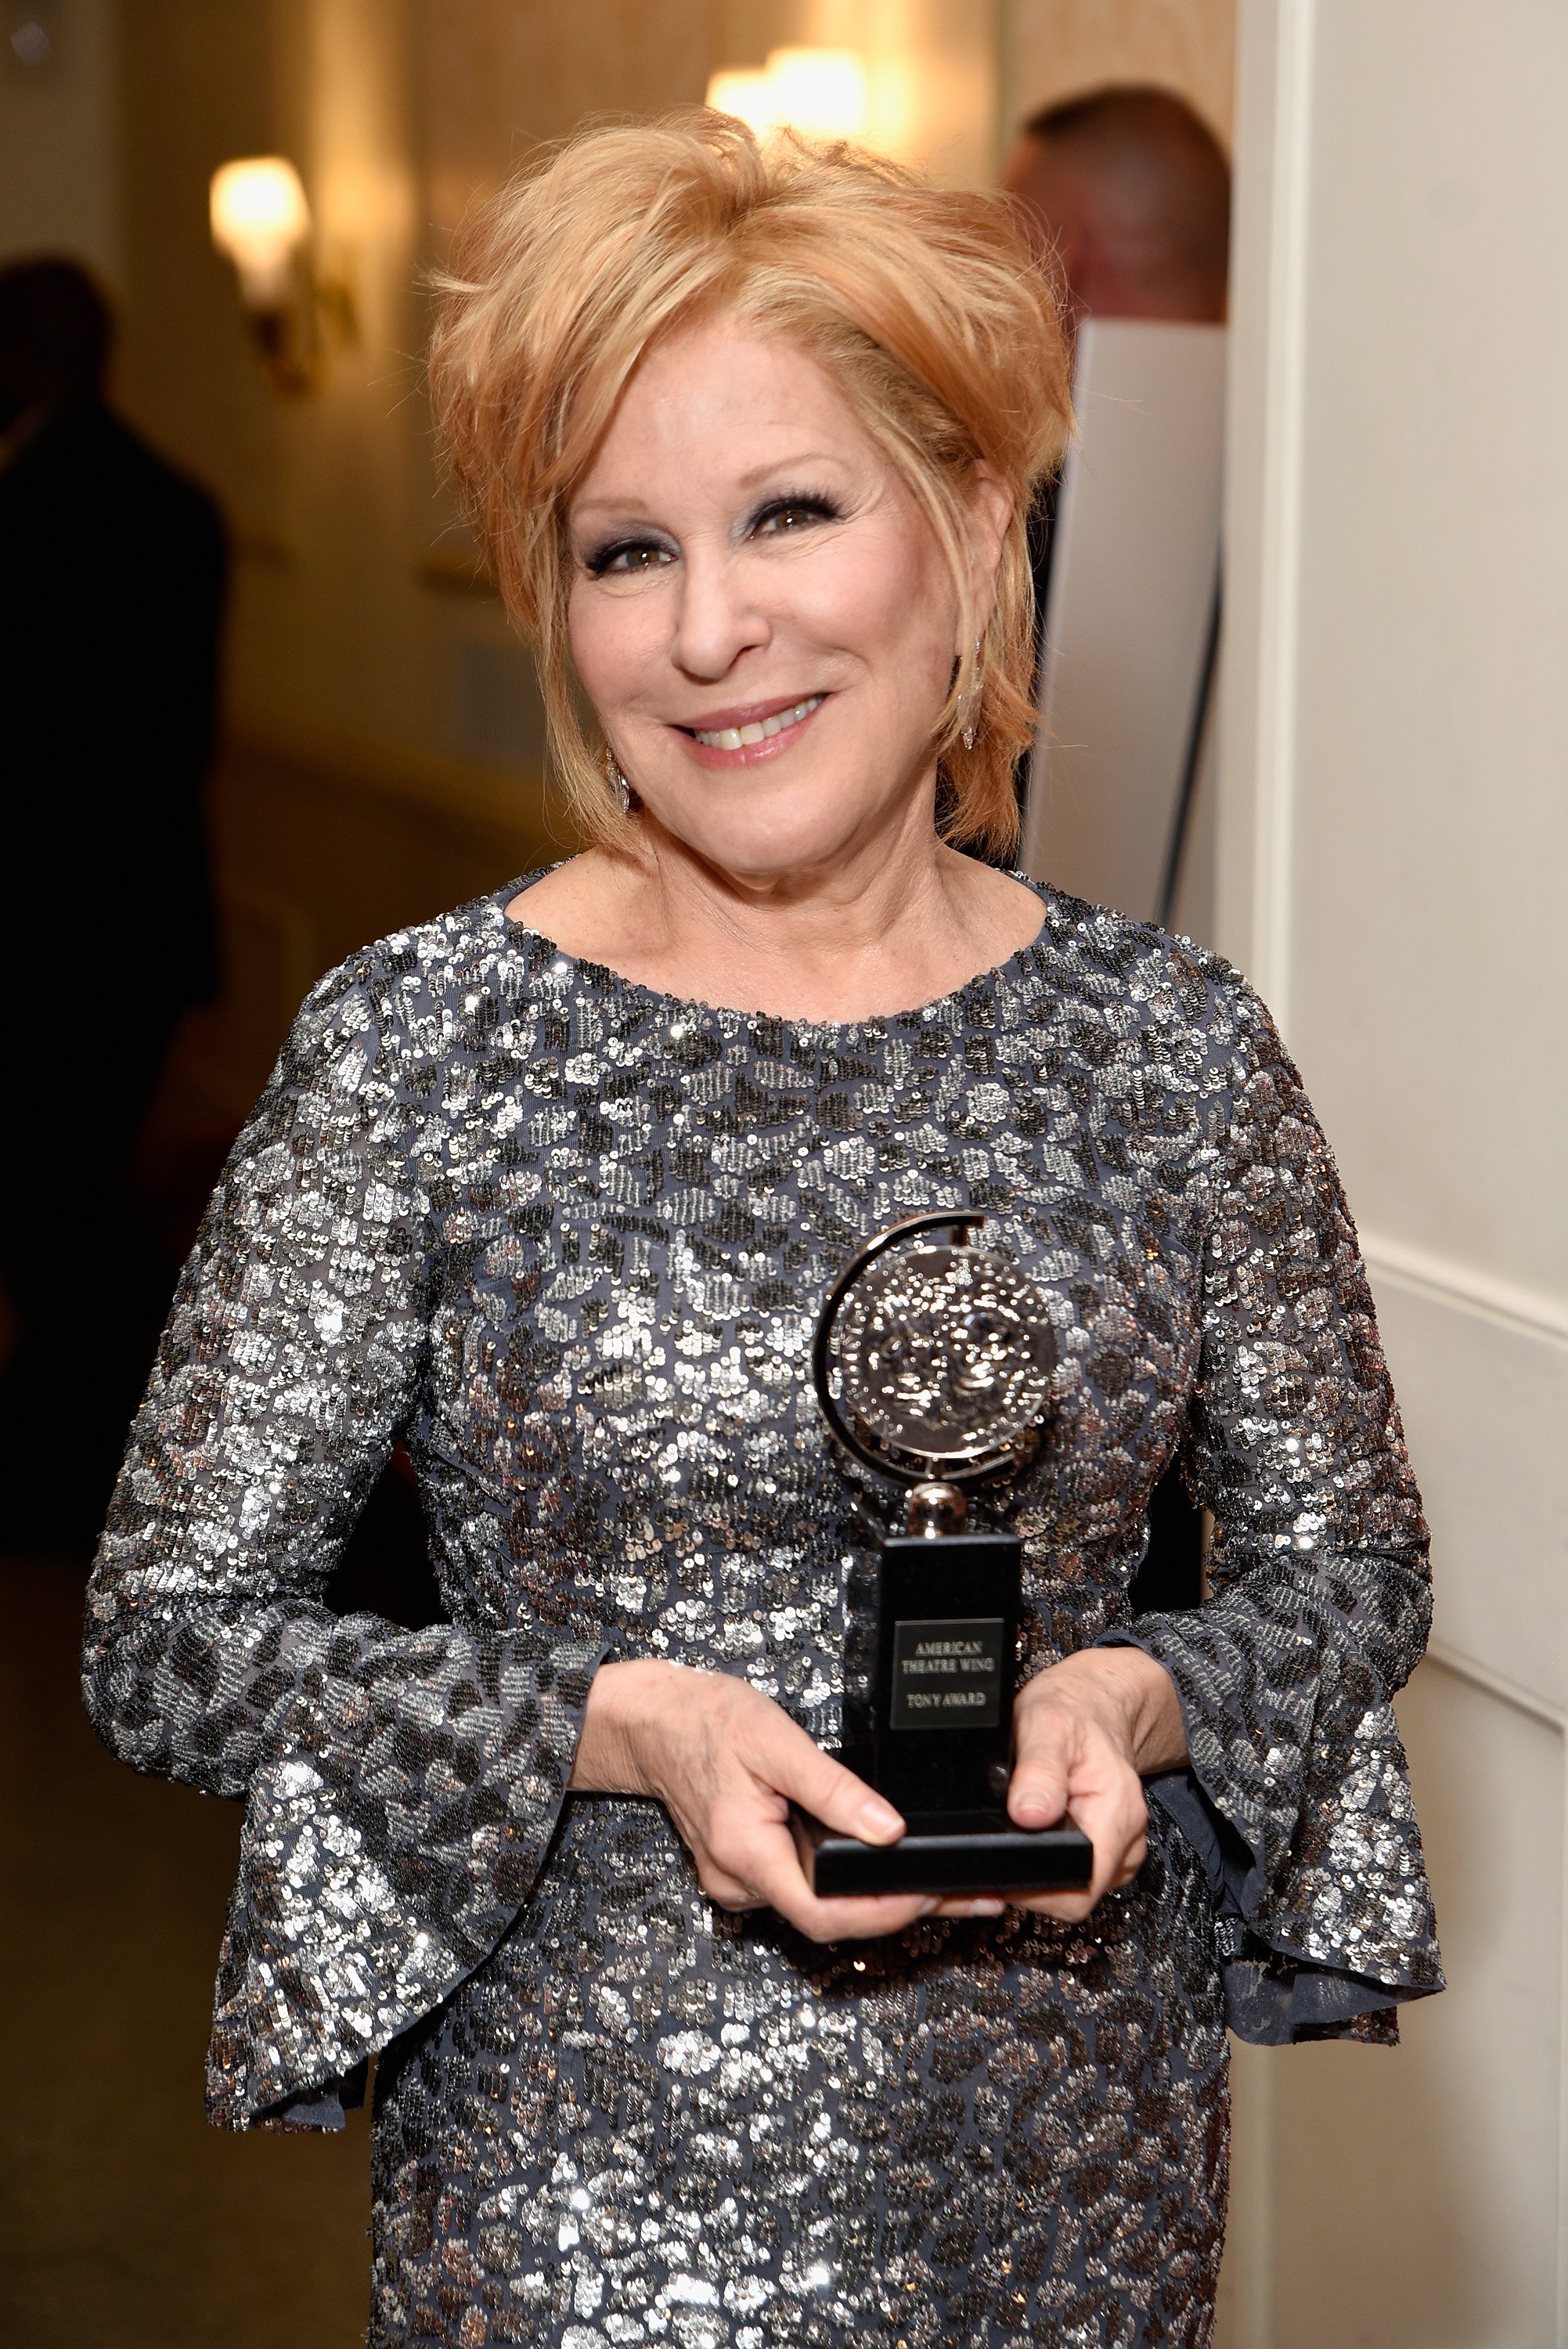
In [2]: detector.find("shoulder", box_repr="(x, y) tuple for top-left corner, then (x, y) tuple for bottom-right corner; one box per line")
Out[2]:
(237, 887), (533, 1167)
(288, 884), (535, 1075)
(1026, 880), (1271, 1053)
(2, 407), (226, 559)
(1020, 883), (1303, 1174)
(81, 410), (228, 548)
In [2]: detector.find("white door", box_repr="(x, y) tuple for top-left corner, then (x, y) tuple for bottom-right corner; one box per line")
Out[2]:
(1214, 3), (1568, 2342)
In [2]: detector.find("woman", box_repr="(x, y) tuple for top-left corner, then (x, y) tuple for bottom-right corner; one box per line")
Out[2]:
(84, 115), (1440, 2345)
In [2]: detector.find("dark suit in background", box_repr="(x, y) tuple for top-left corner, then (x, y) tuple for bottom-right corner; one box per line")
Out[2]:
(0, 259), (227, 1544)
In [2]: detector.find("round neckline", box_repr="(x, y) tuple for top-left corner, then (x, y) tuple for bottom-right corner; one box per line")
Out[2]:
(494, 869), (1052, 1038)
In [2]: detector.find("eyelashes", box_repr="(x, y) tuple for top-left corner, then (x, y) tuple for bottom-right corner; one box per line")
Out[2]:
(582, 487), (845, 577)
(752, 489), (842, 535)
(583, 537), (672, 578)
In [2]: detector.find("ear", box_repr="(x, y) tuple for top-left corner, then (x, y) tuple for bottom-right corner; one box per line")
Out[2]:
(962, 462), (1015, 639)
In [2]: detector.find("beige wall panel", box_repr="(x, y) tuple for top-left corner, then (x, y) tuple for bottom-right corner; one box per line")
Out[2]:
(1281, 0), (1568, 1310)
(1267, 1662), (1563, 2348)
(252, 0), (433, 754)
(1219, 0), (1568, 2335)
(1217, 1662), (1565, 2349)
(1368, 1271), (1568, 1716)
(117, 0), (279, 531)
(1005, 0), (1235, 145)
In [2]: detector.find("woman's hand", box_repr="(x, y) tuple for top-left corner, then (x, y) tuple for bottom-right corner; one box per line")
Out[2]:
(1006, 1646), (1188, 1921)
(570, 1658), (1007, 1943)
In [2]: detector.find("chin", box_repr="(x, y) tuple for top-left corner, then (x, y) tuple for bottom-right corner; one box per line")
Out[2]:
(652, 788), (883, 883)
(643, 752), (910, 880)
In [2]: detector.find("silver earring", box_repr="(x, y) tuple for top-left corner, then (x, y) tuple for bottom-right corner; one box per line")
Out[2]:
(960, 633), (982, 751)
(604, 747), (632, 814)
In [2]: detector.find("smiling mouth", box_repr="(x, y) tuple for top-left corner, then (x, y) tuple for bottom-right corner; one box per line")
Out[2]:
(685, 695), (824, 751)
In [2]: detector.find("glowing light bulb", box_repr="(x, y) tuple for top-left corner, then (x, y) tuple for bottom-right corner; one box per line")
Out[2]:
(210, 157), (312, 305)
(706, 49), (869, 144)
(764, 47), (868, 139)
(705, 68), (780, 137)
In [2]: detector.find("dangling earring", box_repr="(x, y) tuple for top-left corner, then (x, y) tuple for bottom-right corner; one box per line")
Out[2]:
(604, 745), (632, 814)
(960, 633), (982, 751)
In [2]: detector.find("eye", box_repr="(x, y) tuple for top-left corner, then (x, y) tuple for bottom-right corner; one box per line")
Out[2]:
(752, 494), (840, 538)
(586, 539), (674, 579)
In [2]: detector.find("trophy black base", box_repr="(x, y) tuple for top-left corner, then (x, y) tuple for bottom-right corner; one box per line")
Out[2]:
(791, 1805), (1093, 1899)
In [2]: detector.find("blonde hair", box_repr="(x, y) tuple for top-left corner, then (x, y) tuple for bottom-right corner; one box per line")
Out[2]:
(430, 111), (1071, 856)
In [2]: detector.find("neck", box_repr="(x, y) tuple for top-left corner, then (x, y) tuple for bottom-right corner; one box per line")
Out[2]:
(515, 775), (1039, 1023)
(638, 791), (959, 996)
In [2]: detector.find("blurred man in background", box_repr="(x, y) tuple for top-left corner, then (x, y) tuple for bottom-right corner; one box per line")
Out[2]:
(1000, 83), (1230, 330)
(1001, 83), (1231, 629)
(0, 258), (227, 1546)
(1001, 91), (1230, 1613)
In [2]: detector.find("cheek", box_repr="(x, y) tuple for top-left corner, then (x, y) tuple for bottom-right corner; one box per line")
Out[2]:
(567, 582), (664, 708)
(827, 521), (957, 684)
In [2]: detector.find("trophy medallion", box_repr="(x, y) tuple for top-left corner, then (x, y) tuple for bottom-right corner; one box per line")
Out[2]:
(793, 1211), (1093, 1899)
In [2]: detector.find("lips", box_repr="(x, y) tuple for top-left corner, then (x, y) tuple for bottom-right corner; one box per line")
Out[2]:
(684, 694), (824, 750)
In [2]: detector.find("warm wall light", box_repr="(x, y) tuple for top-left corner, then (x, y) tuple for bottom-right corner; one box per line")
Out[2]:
(765, 47), (867, 139)
(704, 68), (779, 138)
(210, 157), (310, 301)
(705, 47), (868, 143)
(210, 155), (355, 396)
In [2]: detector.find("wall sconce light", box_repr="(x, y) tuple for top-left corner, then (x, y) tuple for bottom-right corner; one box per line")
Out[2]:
(210, 156), (357, 396)
(705, 46), (868, 143)
(705, 67), (780, 138)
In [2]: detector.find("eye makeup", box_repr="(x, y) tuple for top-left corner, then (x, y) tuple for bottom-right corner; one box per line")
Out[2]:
(748, 488), (843, 536)
(582, 533), (676, 579)
(579, 485), (846, 579)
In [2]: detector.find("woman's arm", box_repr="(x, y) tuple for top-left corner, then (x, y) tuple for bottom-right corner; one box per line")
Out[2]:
(1090, 973), (1441, 2038)
(81, 956), (600, 2129)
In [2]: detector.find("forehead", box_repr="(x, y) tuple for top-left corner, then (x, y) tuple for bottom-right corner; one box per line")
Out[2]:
(572, 316), (880, 497)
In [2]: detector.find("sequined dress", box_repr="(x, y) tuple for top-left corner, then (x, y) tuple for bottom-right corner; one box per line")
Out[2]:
(83, 875), (1442, 2347)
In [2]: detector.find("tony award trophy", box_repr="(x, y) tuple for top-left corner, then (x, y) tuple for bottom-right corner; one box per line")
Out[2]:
(794, 1211), (1093, 1899)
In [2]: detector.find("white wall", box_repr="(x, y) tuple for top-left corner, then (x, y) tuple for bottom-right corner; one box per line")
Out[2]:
(1216, 2), (1568, 2340)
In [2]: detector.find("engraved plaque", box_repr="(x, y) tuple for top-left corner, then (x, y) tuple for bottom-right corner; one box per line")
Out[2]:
(889, 1617), (1005, 1732)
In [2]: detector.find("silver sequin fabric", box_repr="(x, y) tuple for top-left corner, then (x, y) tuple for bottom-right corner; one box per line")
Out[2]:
(83, 875), (1441, 2347)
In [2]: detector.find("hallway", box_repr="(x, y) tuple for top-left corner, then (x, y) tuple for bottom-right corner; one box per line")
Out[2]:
(0, 1553), (371, 2347)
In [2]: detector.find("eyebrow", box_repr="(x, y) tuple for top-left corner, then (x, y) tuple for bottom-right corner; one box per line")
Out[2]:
(570, 450), (852, 523)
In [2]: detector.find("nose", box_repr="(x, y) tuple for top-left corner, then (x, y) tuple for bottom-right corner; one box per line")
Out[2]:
(670, 539), (770, 681)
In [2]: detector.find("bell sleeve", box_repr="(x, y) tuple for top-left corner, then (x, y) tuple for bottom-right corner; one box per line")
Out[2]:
(81, 954), (601, 2131)
(1103, 976), (1444, 2043)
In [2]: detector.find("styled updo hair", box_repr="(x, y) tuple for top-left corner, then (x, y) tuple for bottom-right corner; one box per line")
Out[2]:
(430, 110), (1071, 856)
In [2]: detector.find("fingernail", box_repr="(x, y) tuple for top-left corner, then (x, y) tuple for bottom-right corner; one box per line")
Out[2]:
(963, 1899), (1004, 1917)
(856, 1797), (904, 1840)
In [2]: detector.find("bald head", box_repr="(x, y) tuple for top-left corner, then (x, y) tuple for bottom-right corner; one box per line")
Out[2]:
(1000, 86), (1230, 326)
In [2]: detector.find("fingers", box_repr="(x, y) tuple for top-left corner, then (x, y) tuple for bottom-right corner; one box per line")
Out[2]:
(1017, 1777), (1149, 1921)
(1006, 1682), (1151, 1921)
(776, 1731), (906, 1847)
(705, 1800), (1005, 1943)
(1007, 1712), (1072, 1831)
(647, 1667), (1127, 1944)
(715, 1811), (925, 1941)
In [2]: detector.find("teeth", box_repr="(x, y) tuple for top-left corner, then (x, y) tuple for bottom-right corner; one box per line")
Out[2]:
(693, 695), (823, 749)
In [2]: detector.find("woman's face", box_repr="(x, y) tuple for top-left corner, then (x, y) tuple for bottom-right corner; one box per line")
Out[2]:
(566, 316), (1005, 882)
